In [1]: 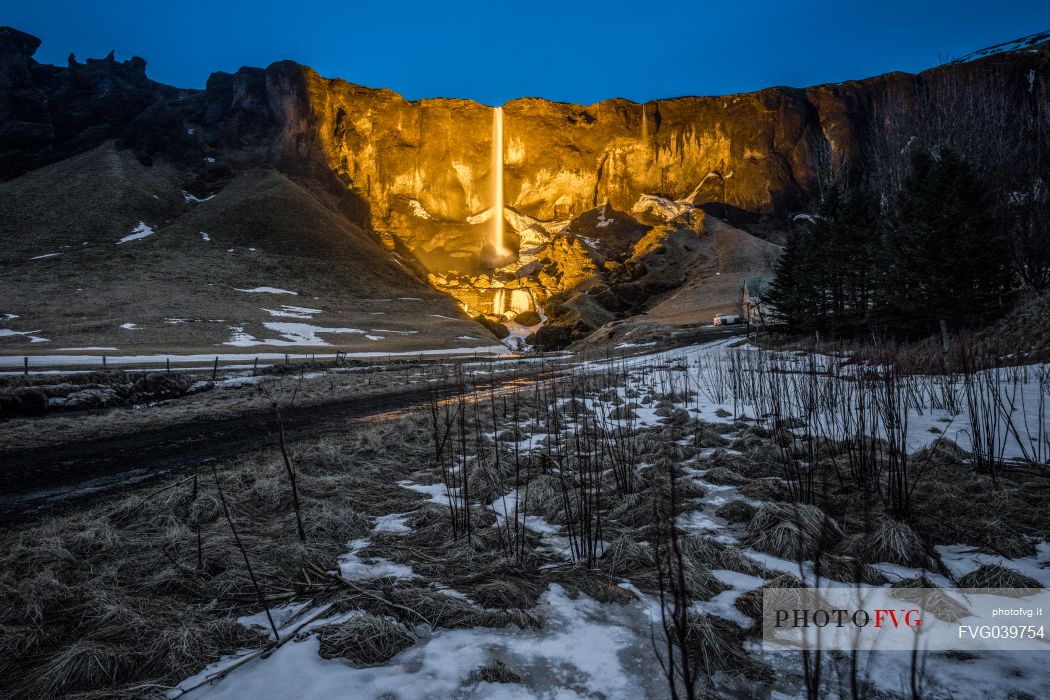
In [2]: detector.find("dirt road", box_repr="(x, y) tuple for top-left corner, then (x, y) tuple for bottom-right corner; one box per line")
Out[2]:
(0, 327), (744, 519)
(0, 375), (537, 519)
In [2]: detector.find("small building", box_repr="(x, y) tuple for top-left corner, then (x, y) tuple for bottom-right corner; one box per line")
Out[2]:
(713, 313), (742, 326)
(743, 276), (773, 324)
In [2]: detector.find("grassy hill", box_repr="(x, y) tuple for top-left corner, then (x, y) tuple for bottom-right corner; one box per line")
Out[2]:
(0, 143), (491, 355)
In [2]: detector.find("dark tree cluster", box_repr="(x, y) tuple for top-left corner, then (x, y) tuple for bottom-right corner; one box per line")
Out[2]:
(767, 148), (1041, 338)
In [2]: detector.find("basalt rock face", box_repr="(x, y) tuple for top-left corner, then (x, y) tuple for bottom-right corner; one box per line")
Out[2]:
(2, 26), (1049, 347)
(0, 26), (185, 179)
(4, 27), (1049, 233)
(188, 38), (1050, 281)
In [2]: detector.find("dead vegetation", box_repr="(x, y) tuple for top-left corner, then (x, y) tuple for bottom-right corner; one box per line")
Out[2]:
(2, 338), (1048, 699)
(316, 614), (414, 665)
(0, 413), (436, 698)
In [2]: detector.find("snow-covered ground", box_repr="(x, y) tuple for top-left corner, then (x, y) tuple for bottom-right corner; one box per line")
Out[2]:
(586, 340), (1050, 461)
(174, 584), (666, 700)
(0, 346), (508, 371)
(0, 346), (510, 370)
(159, 340), (1050, 698)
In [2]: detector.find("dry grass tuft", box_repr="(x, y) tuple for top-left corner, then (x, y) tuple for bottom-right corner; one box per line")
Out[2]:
(598, 535), (655, 576)
(745, 503), (844, 560)
(674, 613), (770, 681)
(316, 614), (415, 665)
(470, 576), (546, 610)
(469, 659), (522, 684)
(605, 491), (652, 528)
(733, 574), (806, 626)
(891, 577), (971, 622)
(737, 478), (789, 503)
(714, 500), (756, 525)
(847, 519), (933, 569)
(700, 467), (749, 486)
(958, 564), (1043, 593)
(815, 555), (888, 585)
(680, 536), (765, 578)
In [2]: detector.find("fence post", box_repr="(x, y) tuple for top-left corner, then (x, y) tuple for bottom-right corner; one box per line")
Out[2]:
(102, 355), (107, 370)
(166, 357), (170, 373)
(253, 357), (259, 376)
(23, 356), (28, 376)
(212, 356), (219, 381)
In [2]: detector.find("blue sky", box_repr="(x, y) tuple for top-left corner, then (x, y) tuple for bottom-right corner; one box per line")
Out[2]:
(5, 1), (1049, 105)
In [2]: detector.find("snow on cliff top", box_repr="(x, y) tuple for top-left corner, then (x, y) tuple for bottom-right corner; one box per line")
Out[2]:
(949, 29), (1050, 64)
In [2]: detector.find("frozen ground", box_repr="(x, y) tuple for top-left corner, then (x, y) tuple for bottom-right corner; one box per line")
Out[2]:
(167, 341), (1050, 699)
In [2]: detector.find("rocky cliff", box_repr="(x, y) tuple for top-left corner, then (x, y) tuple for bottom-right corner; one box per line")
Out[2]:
(2, 26), (1047, 348)
(192, 35), (1049, 269)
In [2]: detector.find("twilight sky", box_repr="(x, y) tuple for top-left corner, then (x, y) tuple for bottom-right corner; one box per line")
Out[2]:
(5, 0), (1049, 105)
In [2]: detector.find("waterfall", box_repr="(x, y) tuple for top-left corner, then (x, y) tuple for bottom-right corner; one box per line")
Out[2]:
(491, 106), (507, 255)
(507, 289), (533, 314)
(641, 103), (647, 142)
(491, 287), (533, 317)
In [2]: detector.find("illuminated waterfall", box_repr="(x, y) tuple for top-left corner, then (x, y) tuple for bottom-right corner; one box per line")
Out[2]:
(491, 106), (508, 255)
(492, 288), (534, 318)
(641, 103), (647, 142)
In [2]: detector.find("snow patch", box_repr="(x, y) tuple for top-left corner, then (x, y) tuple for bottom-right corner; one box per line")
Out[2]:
(117, 222), (155, 244)
(261, 305), (323, 319)
(0, 328), (50, 343)
(338, 539), (417, 581)
(235, 287), (298, 295)
(173, 584), (662, 699)
(224, 323), (369, 347)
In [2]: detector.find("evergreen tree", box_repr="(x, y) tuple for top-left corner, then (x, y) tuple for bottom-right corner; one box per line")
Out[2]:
(767, 184), (881, 334)
(883, 149), (1011, 334)
(766, 228), (814, 330)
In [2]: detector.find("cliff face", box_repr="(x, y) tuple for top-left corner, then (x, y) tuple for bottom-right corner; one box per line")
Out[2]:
(193, 43), (1048, 276)
(0, 26), (187, 179)
(211, 64), (821, 250)
(4, 26), (1048, 255)
(1, 26), (1048, 345)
